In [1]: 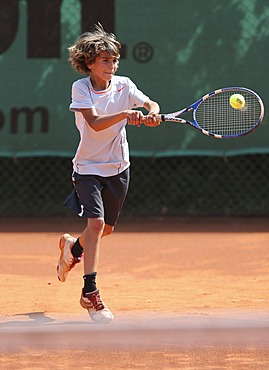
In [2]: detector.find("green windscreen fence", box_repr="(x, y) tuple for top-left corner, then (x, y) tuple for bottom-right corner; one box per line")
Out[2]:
(0, 0), (268, 157)
(0, 0), (268, 218)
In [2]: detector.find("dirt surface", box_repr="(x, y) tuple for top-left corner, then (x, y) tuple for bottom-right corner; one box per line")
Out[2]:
(0, 217), (269, 369)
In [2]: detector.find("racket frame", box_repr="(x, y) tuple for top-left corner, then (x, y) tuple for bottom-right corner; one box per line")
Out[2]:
(158, 87), (264, 139)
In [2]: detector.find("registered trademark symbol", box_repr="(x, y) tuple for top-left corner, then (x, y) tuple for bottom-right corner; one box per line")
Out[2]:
(133, 42), (154, 63)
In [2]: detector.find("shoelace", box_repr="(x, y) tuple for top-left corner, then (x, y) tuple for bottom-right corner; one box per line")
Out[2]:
(87, 291), (105, 311)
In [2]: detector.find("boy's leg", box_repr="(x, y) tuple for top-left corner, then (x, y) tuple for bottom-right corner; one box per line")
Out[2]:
(82, 218), (104, 275)
(57, 219), (113, 323)
(80, 217), (114, 323)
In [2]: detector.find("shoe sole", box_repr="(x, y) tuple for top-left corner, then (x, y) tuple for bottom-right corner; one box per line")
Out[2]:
(57, 234), (71, 282)
(88, 310), (114, 324)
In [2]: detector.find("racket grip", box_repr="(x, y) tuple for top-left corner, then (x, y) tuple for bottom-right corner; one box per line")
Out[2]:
(156, 114), (166, 122)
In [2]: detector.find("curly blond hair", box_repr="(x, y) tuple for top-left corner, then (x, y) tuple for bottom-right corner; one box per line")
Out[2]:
(68, 23), (121, 75)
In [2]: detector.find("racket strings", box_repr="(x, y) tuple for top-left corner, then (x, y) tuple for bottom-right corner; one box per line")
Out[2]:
(195, 90), (262, 136)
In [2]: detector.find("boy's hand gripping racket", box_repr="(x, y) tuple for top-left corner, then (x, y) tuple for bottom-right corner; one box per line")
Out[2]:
(157, 87), (264, 138)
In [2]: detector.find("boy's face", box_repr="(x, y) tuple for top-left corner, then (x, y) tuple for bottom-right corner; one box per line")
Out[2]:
(88, 51), (119, 83)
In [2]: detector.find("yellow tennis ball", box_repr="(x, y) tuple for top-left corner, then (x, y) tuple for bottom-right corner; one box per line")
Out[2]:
(230, 94), (245, 109)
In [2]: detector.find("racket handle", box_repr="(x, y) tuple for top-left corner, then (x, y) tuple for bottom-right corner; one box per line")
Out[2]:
(156, 114), (165, 122)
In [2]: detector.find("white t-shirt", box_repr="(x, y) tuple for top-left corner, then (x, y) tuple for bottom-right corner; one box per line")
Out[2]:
(69, 75), (149, 176)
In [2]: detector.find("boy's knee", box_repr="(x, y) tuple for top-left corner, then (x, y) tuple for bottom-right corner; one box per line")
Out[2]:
(86, 218), (114, 237)
(87, 218), (105, 234)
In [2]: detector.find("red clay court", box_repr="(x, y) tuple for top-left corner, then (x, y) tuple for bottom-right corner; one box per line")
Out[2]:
(0, 217), (269, 369)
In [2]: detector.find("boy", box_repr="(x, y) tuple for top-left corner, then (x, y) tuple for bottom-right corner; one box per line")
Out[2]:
(57, 24), (160, 323)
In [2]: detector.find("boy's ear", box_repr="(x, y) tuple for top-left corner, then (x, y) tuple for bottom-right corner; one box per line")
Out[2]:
(85, 57), (91, 65)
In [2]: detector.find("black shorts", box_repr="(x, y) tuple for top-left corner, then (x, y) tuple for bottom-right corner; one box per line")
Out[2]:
(63, 168), (130, 226)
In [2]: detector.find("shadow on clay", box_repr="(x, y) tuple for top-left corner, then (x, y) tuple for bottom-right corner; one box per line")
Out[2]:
(0, 312), (92, 327)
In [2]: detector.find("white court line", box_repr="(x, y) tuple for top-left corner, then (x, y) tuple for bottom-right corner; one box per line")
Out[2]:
(0, 312), (269, 351)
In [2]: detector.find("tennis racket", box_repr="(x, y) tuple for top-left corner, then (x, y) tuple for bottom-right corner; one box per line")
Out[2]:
(157, 87), (264, 138)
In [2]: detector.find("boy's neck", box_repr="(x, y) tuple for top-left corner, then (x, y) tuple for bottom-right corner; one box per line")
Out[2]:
(90, 77), (111, 91)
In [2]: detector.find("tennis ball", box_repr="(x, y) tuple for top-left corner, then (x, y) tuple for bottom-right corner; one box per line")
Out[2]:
(230, 94), (245, 109)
